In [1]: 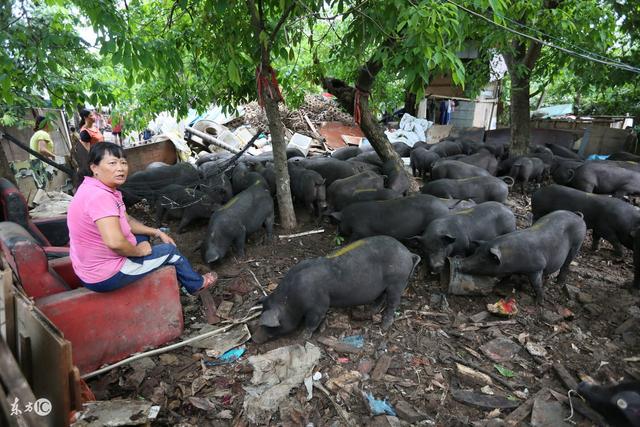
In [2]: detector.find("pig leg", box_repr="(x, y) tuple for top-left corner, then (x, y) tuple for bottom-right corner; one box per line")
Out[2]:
(557, 244), (580, 285)
(370, 294), (386, 314)
(264, 213), (274, 242)
(382, 285), (404, 329)
(411, 164), (417, 177)
(612, 240), (625, 257)
(177, 211), (193, 234)
(528, 271), (545, 304)
(155, 200), (167, 227)
(300, 302), (330, 339)
(233, 230), (247, 258)
(591, 231), (601, 251)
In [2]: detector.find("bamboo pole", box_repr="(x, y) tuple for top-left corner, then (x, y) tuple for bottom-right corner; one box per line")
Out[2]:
(185, 126), (241, 154)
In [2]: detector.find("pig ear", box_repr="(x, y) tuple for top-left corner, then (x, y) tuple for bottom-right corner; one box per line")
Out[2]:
(408, 235), (423, 246)
(442, 234), (456, 244)
(469, 240), (485, 252)
(260, 309), (280, 328)
(489, 246), (502, 264)
(566, 169), (575, 182)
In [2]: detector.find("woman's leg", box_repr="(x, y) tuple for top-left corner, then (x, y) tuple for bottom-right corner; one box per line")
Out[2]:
(85, 240), (205, 294)
(119, 243), (204, 293)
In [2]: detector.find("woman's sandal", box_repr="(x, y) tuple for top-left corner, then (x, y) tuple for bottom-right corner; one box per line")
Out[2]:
(197, 272), (218, 294)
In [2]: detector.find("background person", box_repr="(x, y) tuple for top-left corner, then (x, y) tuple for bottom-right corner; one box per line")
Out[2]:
(78, 109), (104, 147)
(29, 115), (56, 160)
(67, 142), (217, 294)
(109, 112), (124, 146)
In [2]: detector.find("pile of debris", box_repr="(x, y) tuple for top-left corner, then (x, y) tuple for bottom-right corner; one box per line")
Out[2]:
(243, 95), (354, 138)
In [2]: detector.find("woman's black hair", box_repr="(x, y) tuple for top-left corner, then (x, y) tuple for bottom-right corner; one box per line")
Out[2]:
(34, 115), (47, 132)
(86, 142), (126, 177)
(79, 109), (91, 129)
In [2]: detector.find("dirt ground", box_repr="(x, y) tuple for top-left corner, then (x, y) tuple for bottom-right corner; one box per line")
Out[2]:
(86, 182), (640, 426)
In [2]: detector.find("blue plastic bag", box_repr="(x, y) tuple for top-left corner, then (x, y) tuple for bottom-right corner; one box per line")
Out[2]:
(341, 335), (365, 349)
(205, 346), (246, 366)
(364, 392), (396, 416)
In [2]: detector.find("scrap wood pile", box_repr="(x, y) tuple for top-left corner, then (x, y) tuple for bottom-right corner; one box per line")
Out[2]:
(243, 94), (353, 138)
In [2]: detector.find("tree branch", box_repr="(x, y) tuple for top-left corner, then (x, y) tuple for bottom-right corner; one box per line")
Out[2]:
(246, 0), (262, 35)
(523, 40), (542, 70)
(269, 1), (297, 49)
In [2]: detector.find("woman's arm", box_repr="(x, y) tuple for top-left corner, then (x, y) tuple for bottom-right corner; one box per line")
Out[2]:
(95, 217), (151, 257)
(37, 140), (55, 159)
(127, 215), (176, 245)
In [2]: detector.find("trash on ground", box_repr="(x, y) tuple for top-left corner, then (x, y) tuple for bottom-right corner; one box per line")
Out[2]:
(456, 363), (494, 385)
(363, 391), (397, 416)
(243, 342), (321, 424)
(206, 346), (246, 366)
(189, 324), (250, 357)
(72, 399), (159, 426)
(451, 389), (521, 409)
(531, 396), (570, 427)
(325, 369), (362, 394)
(480, 338), (522, 362)
(487, 297), (518, 317)
(317, 336), (363, 354)
(341, 334), (365, 348)
(188, 396), (217, 411)
(525, 341), (548, 358)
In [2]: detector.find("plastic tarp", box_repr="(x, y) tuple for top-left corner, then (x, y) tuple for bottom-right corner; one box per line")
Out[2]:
(147, 112), (192, 162)
(530, 104), (573, 119)
(188, 105), (245, 127)
(385, 113), (433, 148)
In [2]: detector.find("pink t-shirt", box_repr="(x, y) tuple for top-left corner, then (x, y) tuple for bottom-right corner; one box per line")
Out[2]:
(67, 176), (136, 283)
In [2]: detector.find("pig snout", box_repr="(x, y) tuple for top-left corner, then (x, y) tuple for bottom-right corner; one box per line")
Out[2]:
(251, 325), (272, 344)
(429, 256), (446, 273)
(204, 247), (220, 264)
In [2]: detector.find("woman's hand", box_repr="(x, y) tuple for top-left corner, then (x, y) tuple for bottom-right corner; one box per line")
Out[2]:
(136, 241), (152, 257)
(156, 230), (176, 246)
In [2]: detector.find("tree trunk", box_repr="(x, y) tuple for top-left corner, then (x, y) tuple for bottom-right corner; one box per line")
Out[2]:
(509, 73), (532, 155)
(0, 141), (16, 186)
(322, 53), (407, 176)
(261, 82), (297, 230)
(404, 90), (417, 117)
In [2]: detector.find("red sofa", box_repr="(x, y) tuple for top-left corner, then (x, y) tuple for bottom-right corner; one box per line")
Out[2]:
(0, 177), (70, 247)
(0, 221), (184, 374)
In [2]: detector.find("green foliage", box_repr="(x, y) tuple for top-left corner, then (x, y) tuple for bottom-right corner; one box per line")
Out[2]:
(494, 364), (515, 378)
(0, 1), (119, 120)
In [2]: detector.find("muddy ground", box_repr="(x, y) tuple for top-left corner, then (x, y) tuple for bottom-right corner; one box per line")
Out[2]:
(87, 183), (640, 426)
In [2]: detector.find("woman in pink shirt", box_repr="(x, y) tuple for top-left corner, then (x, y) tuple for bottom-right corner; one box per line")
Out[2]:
(67, 142), (217, 293)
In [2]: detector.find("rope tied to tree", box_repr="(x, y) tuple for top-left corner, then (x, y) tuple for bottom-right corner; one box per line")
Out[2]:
(256, 64), (284, 108)
(353, 86), (370, 126)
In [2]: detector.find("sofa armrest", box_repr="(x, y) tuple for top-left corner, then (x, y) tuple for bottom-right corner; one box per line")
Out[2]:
(49, 257), (82, 289)
(36, 266), (184, 374)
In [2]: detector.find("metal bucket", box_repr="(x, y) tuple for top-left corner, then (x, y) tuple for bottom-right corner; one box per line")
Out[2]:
(441, 257), (499, 295)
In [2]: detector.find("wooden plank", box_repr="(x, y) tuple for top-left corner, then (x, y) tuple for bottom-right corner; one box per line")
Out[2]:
(15, 290), (75, 427)
(0, 337), (43, 427)
(0, 263), (16, 356)
(124, 140), (178, 173)
(504, 387), (549, 426)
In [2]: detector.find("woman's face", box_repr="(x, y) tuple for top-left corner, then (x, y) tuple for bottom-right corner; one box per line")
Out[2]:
(85, 112), (96, 126)
(90, 153), (128, 188)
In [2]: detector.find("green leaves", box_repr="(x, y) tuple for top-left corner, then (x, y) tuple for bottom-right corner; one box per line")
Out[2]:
(494, 364), (515, 378)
